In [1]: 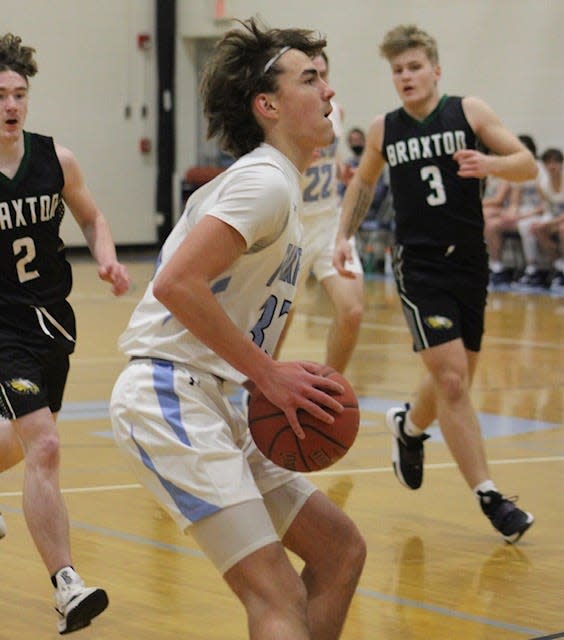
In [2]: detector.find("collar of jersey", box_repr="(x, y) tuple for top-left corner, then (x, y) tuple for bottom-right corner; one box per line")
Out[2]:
(400, 94), (449, 127)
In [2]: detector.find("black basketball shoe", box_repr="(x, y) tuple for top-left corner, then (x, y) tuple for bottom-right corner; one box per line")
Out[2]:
(386, 404), (430, 490)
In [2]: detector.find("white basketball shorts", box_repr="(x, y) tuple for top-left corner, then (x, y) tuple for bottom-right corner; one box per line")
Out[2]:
(110, 357), (316, 570)
(300, 208), (363, 291)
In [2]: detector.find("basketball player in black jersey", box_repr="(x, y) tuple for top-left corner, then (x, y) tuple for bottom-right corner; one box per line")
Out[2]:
(0, 33), (130, 633)
(334, 25), (537, 543)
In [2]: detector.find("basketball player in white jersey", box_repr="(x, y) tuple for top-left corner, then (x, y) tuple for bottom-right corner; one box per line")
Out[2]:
(276, 51), (364, 373)
(110, 18), (365, 640)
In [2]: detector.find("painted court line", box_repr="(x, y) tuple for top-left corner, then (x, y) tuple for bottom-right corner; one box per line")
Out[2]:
(17, 397), (560, 636)
(356, 587), (546, 637)
(0, 503), (549, 639)
(1, 455), (562, 499)
(60, 397), (562, 446)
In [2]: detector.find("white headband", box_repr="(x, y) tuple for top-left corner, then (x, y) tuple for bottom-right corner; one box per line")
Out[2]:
(263, 46), (291, 73)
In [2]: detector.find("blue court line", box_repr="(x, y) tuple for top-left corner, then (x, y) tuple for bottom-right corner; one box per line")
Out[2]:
(0, 505), (204, 559)
(0, 504), (550, 638)
(355, 586), (546, 637)
(357, 398), (562, 441)
(64, 396), (562, 443)
(48, 396), (561, 638)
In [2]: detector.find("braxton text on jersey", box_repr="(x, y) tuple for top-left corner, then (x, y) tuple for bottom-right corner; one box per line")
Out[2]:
(386, 129), (467, 167)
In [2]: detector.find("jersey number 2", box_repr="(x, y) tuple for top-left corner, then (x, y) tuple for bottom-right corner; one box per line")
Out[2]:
(13, 237), (40, 283)
(420, 165), (446, 206)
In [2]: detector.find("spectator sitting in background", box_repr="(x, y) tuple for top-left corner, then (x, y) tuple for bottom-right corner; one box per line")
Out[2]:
(482, 175), (512, 287)
(532, 147), (564, 293)
(484, 135), (551, 291)
(512, 136), (556, 290)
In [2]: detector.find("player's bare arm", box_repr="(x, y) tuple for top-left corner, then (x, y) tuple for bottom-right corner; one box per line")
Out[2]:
(57, 144), (130, 294)
(334, 115), (386, 276)
(152, 215), (343, 437)
(342, 115), (386, 237)
(459, 96), (538, 182)
(349, 181), (376, 237)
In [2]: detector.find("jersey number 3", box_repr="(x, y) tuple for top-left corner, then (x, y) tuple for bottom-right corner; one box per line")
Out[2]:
(13, 237), (40, 283)
(420, 165), (447, 206)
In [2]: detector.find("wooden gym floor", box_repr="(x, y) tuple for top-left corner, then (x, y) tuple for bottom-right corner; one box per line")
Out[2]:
(1, 252), (562, 639)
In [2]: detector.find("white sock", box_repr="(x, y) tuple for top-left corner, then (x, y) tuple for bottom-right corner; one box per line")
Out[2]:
(404, 411), (425, 438)
(489, 261), (504, 273)
(473, 480), (497, 497)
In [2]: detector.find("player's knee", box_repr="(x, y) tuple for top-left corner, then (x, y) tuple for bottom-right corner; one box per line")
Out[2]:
(326, 518), (366, 583)
(342, 522), (367, 577)
(435, 369), (467, 403)
(27, 431), (61, 469)
(336, 300), (363, 331)
(348, 301), (364, 328)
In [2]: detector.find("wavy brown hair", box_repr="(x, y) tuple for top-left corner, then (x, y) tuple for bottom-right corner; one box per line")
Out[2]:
(0, 33), (38, 81)
(200, 17), (326, 158)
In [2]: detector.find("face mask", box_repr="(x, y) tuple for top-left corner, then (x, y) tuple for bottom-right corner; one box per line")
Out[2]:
(351, 145), (364, 156)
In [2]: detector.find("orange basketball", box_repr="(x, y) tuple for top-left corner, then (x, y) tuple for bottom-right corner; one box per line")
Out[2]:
(248, 366), (359, 472)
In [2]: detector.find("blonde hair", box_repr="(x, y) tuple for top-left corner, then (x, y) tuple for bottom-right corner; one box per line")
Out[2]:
(379, 25), (439, 65)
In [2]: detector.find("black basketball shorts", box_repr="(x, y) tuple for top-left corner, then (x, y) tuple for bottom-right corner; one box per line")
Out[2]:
(391, 244), (489, 353)
(0, 302), (76, 420)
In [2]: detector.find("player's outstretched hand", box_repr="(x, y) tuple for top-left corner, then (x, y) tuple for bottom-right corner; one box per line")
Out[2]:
(256, 360), (344, 440)
(98, 261), (131, 296)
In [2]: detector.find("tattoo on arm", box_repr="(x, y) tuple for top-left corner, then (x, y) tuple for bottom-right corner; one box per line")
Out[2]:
(346, 183), (373, 237)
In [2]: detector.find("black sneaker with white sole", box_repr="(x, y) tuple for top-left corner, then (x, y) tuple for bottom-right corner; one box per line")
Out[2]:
(386, 404), (430, 490)
(478, 490), (534, 543)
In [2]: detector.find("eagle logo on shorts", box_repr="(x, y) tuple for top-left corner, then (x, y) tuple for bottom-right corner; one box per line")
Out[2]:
(7, 378), (40, 395)
(424, 315), (453, 330)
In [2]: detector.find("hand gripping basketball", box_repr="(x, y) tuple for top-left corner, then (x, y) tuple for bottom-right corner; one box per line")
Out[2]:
(248, 366), (360, 472)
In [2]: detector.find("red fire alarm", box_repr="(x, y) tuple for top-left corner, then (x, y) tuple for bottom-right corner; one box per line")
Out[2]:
(139, 138), (152, 154)
(214, 0), (225, 19)
(137, 33), (151, 50)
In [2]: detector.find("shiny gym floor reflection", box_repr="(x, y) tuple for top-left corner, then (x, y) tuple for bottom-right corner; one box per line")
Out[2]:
(1, 253), (562, 639)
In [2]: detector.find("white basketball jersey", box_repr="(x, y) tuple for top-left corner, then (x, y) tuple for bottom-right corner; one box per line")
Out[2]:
(118, 144), (303, 385)
(302, 100), (343, 217)
(542, 165), (564, 217)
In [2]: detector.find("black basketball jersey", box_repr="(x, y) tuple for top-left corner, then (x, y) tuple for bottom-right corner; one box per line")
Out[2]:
(383, 95), (484, 248)
(0, 131), (72, 305)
